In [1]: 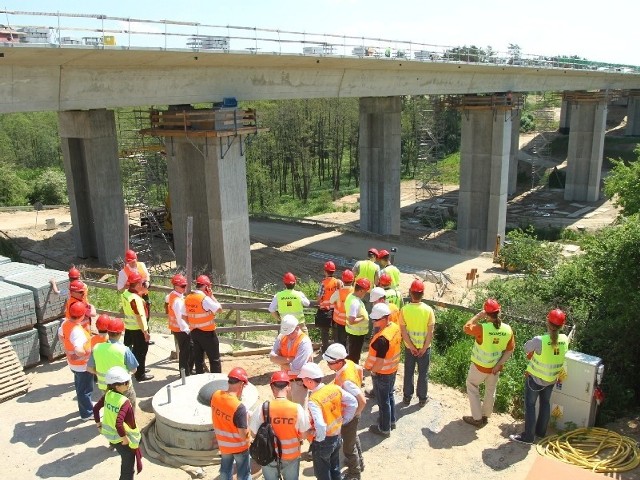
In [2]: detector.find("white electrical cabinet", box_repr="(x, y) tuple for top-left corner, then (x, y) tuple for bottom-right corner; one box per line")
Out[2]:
(549, 350), (603, 430)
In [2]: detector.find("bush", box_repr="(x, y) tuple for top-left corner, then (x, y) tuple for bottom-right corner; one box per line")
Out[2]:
(497, 227), (562, 273)
(30, 168), (68, 205)
(0, 162), (30, 206)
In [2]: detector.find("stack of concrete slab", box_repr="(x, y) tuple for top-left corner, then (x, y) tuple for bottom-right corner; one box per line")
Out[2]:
(5, 328), (40, 368)
(3, 267), (68, 323)
(36, 319), (63, 361)
(0, 281), (37, 335)
(0, 261), (38, 280)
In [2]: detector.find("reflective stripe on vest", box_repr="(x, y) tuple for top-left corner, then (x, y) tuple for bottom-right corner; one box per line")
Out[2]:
(527, 334), (569, 383)
(319, 277), (341, 310)
(279, 333), (312, 379)
(269, 400), (302, 460)
(401, 302), (433, 349)
(332, 287), (353, 326)
(364, 322), (401, 374)
(470, 322), (513, 368)
(355, 260), (378, 291)
(211, 390), (248, 454)
(381, 265), (400, 288)
(60, 319), (91, 365)
(334, 359), (363, 389)
(101, 390), (140, 447)
(167, 291), (182, 332)
(121, 290), (146, 331)
(309, 383), (343, 437)
(93, 341), (127, 390)
(276, 289), (305, 322)
(344, 294), (368, 336)
(184, 291), (216, 331)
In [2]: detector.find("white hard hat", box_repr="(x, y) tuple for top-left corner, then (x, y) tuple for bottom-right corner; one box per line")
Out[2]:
(280, 315), (299, 335)
(105, 366), (131, 385)
(369, 287), (386, 303)
(298, 362), (323, 380)
(370, 303), (392, 320)
(322, 343), (347, 363)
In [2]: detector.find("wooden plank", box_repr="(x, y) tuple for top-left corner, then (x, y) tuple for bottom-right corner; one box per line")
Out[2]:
(0, 338), (29, 403)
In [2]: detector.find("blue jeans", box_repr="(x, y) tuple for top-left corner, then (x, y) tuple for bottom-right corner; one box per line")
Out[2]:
(262, 457), (300, 480)
(219, 450), (251, 480)
(523, 375), (554, 442)
(372, 372), (396, 432)
(311, 435), (342, 480)
(403, 347), (431, 401)
(73, 370), (94, 419)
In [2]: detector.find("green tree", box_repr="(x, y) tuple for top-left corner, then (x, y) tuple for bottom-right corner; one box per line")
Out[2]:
(30, 167), (68, 205)
(0, 161), (30, 206)
(604, 152), (640, 216)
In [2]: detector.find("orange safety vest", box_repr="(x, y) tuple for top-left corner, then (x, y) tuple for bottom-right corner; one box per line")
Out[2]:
(60, 319), (91, 367)
(332, 286), (353, 326)
(318, 277), (341, 310)
(268, 400), (302, 460)
(279, 333), (312, 379)
(123, 263), (149, 294)
(166, 291), (183, 333)
(334, 359), (363, 389)
(91, 334), (107, 350)
(184, 291), (216, 331)
(364, 322), (401, 375)
(211, 390), (249, 454)
(309, 383), (344, 438)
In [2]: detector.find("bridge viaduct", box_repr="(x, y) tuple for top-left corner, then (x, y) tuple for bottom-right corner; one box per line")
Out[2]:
(2, 46), (640, 287)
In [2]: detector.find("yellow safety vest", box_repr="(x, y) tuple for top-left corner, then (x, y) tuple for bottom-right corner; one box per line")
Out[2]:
(334, 359), (363, 389)
(121, 290), (146, 331)
(276, 289), (305, 322)
(401, 302), (434, 349)
(101, 390), (141, 448)
(344, 293), (369, 336)
(355, 260), (378, 291)
(309, 383), (344, 437)
(470, 322), (513, 368)
(93, 341), (127, 391)
(383, 287), (403, 309)
(527, 334), (568, 383)
(381, 265), (400, 288)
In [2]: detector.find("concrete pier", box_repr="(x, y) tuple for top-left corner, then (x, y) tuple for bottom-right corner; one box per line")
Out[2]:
(166, 136), (252, 288)
(559, 97), (572, 134)
(564, 95), (607, 202)
(359, 96), (402, 236)
(508, 109), (521, 195)
(625, 91), (640, 137)
(58, 109), (124, 265)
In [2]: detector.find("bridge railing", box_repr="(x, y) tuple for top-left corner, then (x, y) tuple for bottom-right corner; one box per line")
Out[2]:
(1, 9), (638, 73)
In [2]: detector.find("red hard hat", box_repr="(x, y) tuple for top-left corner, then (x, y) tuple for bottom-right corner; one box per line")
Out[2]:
(69, 301), (87, 318)
(108, 318), (125, 333)
(367, 247), (379, 257)
(324, 261), (336, 272)
(196, 274), (211, 287)
(378, 273), (392, 287)
(270, 371), (290, 384)
(410, 279), (425, 293)
(228, 367), (249, 384)
(483, 298), (501, 314)
(171, 274), (188, 287)
(69, 280), (86, 293)
(355, 278), (371, 290)
(341, 269), (354, 283)
(283, 272), (296, 285)
(68, 267), (81, 280)
(127, 272), (142, 284)
(377, 249), (390, 259)
(547, 308), (566, 326)
(95, 314), (111, 332)
(125, 249), (137, 262)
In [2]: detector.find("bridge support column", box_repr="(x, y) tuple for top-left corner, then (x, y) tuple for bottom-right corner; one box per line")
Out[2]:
(58, 109), (124, 265)
(359, 96), (401, 235)
(625, 91), (640, 136)
(458, 101), (514, 251)
(559, 97), (572, 134)
(166, 136), (252, 289)
(564, 93), (607, 202)
(508, 109), (521, 195)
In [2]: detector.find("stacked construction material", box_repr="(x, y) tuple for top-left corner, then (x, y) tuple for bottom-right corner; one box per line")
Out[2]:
(0, 338), (30, 403)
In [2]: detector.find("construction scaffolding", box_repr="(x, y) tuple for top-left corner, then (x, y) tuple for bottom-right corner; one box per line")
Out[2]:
(524, 92), (560, 190)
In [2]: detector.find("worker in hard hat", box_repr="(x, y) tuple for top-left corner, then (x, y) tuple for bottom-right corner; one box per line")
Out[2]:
(315, 261), (343, 353)
(353, 248), (380, 311)
(399, 279), (435, 408)
(323, 343), (366, 479)
(269, 272), (310, 334)
(328, 269), (355, 348)
(211, 368), (252, 480)
(377, 249), (400, 289)
(66, 280), (92, 332)
(165, 273), (194, 375)
(121, 272), (153, 381)
(270, 314), (313, 406)
(90, 314), (111, 350)
(364, 303), (401, 437)
(463, 299), (514, 428)
(58, 301), (93, 419)
(117, 249), (153, 343)
(87, 317), (138, 409)
(345, 278), (371, 364)
(184, 275), (222, 374)
(249, 371), (311, 480)
(377, 272), (403, 310)
(68, 266), (88, 302)
(93, 366), (143, 478)
(298, 362), (357, 480)
(510, 309), (570, 445)
(369, 286), (400, 327)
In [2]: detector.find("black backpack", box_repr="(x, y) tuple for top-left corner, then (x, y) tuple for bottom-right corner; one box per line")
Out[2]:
(250, 401), (282, 468)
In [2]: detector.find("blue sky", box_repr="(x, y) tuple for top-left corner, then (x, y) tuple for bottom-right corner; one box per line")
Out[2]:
(3, 1), (638, 65)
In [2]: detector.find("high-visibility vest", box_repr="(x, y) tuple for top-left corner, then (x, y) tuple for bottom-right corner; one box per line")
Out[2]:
(60, 319), (91, 367)
(93, 341), (128, 391)
(309, 383), (344, 437)
(401, 302), (434, 349)
(275, 289), (305, 322)
(278, 333), (312, 379)
(381, 265), (401, 288)
(318, 277), (341, 310)
(121, 290), (146, 331)
(211, 390), (249, 454)
(268, 400), (302, 460)
(355, 260), (378, 291)
(344, 294), (368, 336)
(65, 297), (90, 333)
(364, 322), (401, 375)
(334, 359), (363, 389)
(470, 322), (513, 368)
(332, 286), (353, 326)
(527, 334), (569, 383)
(166, 291), (183, 333)
(383, 287), (403, 309)
(101, 390), (141, 448)
(184, 291), (216, 331)
(91, 334), (108, 350)
(388, 303), (400, 325)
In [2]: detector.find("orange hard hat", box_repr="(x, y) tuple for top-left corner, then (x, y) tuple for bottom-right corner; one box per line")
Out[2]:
(367, 247), (379, 257)
(108, 318), (125, 333)
(377, 249), (390, 259)
(547, 308), (566, 326)
(341, 269), (354, 283)
(196, 274), (211, 287)
(324, 261), (336, 272)
(68, 267), (81, 280)
(283, 272), (296, 285)
(378, 273), (392, 287)
(69, 301), (87, 318)
(270, 371), (290, 384)
(125, 249), (137, 262)
(95, 314), (111, 332)
(410, 279), (425, 293)
(69, 280), (86, 293)
(171, 274), (188, 287)
(483, 298), (501, 314)
(228, 367), (249, 384)
(127, 272), (142, 284)
(355, 278), (371, 290)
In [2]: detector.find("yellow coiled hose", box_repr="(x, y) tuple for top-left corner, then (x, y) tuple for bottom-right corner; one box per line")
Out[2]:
(536, 427), (640, 473)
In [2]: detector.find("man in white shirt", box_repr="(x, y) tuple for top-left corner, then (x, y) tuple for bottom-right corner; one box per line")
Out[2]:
(165, 274), (194, 375)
